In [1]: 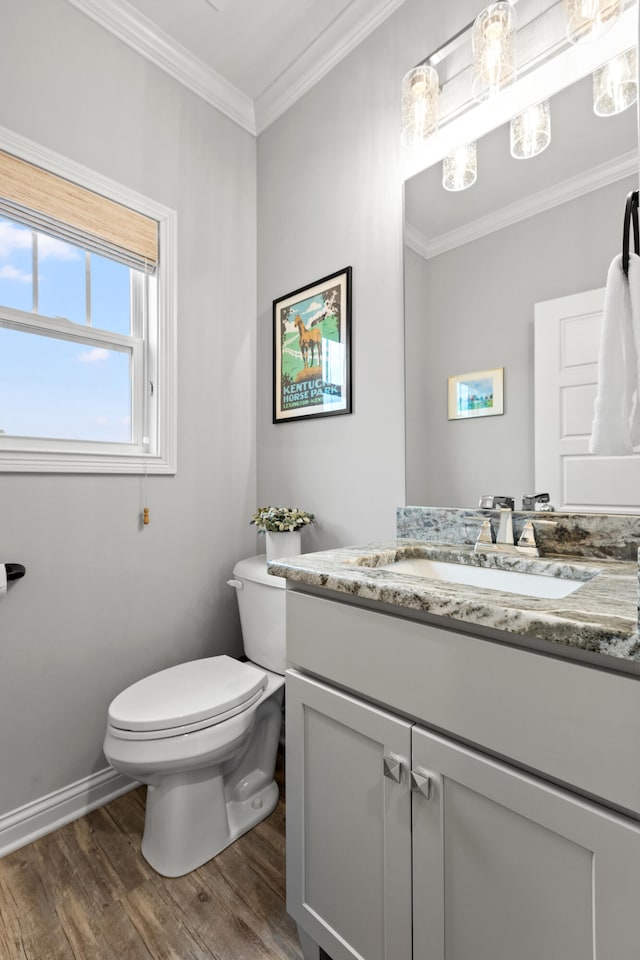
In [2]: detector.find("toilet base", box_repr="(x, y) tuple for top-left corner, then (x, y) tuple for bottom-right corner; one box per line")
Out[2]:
(141, 773), (280, 877)
(138, 688), (284, 877)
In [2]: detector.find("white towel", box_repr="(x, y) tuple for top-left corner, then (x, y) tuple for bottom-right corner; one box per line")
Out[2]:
(589, 252), (640, 455)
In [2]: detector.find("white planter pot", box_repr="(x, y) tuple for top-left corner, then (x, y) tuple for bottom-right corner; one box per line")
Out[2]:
(265, 529), (302, 561)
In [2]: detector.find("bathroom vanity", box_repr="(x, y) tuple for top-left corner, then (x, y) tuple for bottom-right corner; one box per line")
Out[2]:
(270, 508), (640, 960)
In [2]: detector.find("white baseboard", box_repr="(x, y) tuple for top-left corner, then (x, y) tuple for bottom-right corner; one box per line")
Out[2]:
(0, 767), (139, 858)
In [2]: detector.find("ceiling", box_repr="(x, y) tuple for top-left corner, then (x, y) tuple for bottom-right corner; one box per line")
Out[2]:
(66, 0), (408, 134)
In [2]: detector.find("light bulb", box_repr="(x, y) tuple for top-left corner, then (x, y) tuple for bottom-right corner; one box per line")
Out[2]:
(401, 64), (439, 147)
(443, 143), (478, 191)
(565, 0), (623, 43)
(472, 3), (516, 103)
(593, 48), (638, 116)
(510, 101), (551, 158)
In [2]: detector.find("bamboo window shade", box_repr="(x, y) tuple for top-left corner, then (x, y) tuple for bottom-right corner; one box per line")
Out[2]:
(0, 150), (158, 270)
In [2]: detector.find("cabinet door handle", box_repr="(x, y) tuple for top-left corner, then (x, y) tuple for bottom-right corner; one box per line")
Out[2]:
(410, 767), (433, 799)
(383, 753), (404, 783)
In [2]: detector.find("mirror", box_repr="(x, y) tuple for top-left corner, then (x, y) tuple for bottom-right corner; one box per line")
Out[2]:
(404, 72), (638, 509)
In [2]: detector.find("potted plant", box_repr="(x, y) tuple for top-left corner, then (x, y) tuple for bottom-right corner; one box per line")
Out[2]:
(250, 506), (315, 560)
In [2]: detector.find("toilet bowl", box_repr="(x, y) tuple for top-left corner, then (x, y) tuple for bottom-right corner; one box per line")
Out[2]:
(103, 556), (287, 878)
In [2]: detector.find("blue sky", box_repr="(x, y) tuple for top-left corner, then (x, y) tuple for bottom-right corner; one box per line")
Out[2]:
(0, 217), (134, 443)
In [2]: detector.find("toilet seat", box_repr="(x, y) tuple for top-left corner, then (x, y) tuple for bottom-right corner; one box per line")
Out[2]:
(108, 655), (267, 741)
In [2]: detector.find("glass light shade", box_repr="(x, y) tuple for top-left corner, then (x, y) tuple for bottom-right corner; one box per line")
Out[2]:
(510, 100), (551, 158)
(565, 0), (623, 43)
(472, 2), (516, 102)
(401, 64), (439, 147)
(442, 143), (478, 191)
(593, 48), (638, 116)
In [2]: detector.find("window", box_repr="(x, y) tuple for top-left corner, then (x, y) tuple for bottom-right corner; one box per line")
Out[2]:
(0, 131), (177, 474)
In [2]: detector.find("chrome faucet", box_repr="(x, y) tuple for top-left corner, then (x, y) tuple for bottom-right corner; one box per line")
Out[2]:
(475, 493), (559, 557)
(476, 496), (516, 554)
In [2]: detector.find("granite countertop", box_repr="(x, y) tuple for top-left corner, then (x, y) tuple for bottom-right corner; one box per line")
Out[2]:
(267, 539), (640, 663)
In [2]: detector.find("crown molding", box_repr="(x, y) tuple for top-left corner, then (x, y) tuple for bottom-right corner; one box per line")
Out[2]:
(254, 0), (408, 134)
(65, 0), (256, 134)
(405, 151), (639, 261)
(66, 0), (406, 137)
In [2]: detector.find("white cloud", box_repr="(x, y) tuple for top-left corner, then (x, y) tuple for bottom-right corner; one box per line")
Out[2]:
(78, 347), (109, 364)
(0, 220), (31, 258)
(95, 416), (109, 425)
(38, 234), (80, 261)
(304, 301), (324, 314)
(0, 219), (80, 262)
(0, 264), (31, 283)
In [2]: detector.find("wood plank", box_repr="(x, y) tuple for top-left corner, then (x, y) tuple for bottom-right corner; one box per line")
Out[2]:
(123, 878), (215, 960)
(56, 895), (155, 960)
(0, 842), (57, 918)
(160, 869), (277, 960)
(31, 816), (127, 912)
(0, 900), (75, 960)
(98, 786), (148, 840)
(198, 846), (302, 960)
(231, 823), (288, 900)
(85, 802), (153, 894)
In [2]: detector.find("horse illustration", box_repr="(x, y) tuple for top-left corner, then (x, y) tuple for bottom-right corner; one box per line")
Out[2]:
(294, 314), (322, 369)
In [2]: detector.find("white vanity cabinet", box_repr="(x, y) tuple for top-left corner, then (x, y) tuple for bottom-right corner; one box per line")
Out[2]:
(286, 670), (413, 960)
(285, 590), (640, 960)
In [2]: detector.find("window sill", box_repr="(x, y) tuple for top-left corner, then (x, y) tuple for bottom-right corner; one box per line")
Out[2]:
(0, 447), (176, 475)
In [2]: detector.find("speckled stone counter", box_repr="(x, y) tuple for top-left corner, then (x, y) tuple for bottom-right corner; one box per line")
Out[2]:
(268, 534), (640, 666)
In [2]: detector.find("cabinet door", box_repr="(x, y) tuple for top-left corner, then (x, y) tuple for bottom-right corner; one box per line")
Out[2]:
(412, 726), (640, 960)
(286, 669), (413, 960)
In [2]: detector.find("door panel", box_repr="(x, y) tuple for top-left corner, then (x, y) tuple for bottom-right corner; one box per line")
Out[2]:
(412, 726), (640, 960)
(286, 669), (413, 960)
(535, 287), (640, 511)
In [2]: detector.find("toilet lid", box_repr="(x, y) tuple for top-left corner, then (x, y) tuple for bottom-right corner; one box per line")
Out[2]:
(108, 655), (267, 733)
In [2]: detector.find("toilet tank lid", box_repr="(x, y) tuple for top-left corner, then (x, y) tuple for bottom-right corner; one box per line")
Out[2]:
(233, 555), (286, 588)
(108, 655), (267, 732)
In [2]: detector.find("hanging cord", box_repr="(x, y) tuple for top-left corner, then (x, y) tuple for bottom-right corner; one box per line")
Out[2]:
(142, 437), (150, 526)
(622, 189), (639, 278)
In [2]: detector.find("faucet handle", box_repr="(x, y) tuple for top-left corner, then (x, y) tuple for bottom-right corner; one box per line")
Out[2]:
(516, 520), (539, 557)
(522, 493), (553, 511)
(479, 495), (515, 510)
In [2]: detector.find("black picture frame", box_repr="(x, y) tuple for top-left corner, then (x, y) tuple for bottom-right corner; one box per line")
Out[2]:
(272, 266), (352, 424)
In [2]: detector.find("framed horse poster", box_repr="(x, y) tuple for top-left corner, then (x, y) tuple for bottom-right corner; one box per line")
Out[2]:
(272, 266), (352, 423)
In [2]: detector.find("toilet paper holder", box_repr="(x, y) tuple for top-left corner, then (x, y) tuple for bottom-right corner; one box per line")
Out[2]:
(5, 563), (25, 581)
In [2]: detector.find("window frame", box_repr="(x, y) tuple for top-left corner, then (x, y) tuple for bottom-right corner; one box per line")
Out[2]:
(0, 127), (177, 475)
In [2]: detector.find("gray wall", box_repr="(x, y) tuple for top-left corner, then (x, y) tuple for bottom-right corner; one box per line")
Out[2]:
(405, 176), (637, 508)
(256, 0), (480, 550)
(0, 1), (257, 815)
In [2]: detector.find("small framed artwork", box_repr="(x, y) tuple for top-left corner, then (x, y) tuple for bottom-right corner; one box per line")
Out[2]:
(448, 367), (504, 420)
(273, 266), (352, 423)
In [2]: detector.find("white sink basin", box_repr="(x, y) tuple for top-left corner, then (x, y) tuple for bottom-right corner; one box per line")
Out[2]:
(380, 557), (586, 599)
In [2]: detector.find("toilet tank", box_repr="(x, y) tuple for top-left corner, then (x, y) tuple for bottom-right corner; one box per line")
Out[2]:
(230, 555), (287, 675)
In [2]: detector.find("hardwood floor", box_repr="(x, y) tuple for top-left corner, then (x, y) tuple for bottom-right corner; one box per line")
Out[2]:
(0, 756), (303, 960)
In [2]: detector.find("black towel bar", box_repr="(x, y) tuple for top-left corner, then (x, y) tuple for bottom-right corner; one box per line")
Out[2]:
(622, 189), (639, 277)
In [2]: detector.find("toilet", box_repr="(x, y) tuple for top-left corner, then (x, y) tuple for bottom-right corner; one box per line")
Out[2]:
(103, 556), (286, 878)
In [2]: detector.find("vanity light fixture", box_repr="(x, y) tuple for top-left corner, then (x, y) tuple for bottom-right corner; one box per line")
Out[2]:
(401, 64), (440, 147)
(593, 47), (638, 115)
(510, 100), (551, 158)
(564, 0), (623, 43)
(442, 142), (478, 191)
(472, 2), (517, 102)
